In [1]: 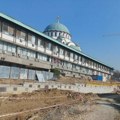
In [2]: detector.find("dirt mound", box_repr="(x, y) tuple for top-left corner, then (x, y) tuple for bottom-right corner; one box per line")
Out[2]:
(0, 89), (99, 120)
(56, 76), (90, 84)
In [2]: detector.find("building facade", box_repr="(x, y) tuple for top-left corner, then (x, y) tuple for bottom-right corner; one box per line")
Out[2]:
(0, 13), (113, 81)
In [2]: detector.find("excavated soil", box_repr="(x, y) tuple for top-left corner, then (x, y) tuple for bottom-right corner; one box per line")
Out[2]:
(0, 89), (95, 120)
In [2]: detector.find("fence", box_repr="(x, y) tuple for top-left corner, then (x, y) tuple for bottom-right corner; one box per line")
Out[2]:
(0, 65), (53, 81)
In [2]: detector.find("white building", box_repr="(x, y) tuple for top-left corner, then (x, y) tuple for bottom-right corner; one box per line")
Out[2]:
(0, 13), (113, 81)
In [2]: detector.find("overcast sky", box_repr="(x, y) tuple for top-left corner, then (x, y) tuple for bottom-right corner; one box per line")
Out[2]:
(0, 0), (120, 70)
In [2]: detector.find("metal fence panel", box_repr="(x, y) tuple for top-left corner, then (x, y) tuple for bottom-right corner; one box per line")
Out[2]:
(28, 69), (35, 80)
(36, 71), (45, 82)
(20, 68), (28, 79)
(48, 72), (54, 80)
(0, 66), (10, 78)
(10, 67), (20, 79)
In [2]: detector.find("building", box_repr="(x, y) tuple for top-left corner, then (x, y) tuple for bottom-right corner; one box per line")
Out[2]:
(0, 13), (113, 81)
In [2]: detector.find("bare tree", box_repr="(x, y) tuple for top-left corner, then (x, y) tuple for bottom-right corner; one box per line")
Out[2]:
(112, 70), (120, 81)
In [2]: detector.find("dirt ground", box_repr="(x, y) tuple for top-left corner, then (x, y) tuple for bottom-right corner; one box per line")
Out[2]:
(0, 77), (120, 120)
(0, 89), (94, 120)
(0, 89), (120, 120)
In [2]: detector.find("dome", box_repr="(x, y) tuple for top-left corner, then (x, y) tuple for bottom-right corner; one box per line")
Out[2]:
(44, 22), (70, 34)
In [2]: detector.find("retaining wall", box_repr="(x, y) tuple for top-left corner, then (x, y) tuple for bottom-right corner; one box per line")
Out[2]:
(0, 82), (117, 94)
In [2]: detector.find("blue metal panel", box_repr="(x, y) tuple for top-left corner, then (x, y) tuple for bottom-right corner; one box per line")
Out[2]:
(91, 75), (103, 81)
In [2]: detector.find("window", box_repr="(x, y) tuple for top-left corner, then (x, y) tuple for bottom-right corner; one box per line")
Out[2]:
(16, 29), (26, 40)
(82, 57), (85, 64)
(0, 41), (3, 50)
(3, 42), (16, 53)
(65, 50), (70, 57)
(28, 34), (35, 44)
(52, 45), (58, 55)
(60, 48), (64, 55)
(22, 49), (27, 56)
(2, 23), (14, 36)
(27, 50), (36, 58)
(38, 38), (44, 47)
(70, 53), (73, 59)
(75, 54), (78, 60)
(79, 56), (82, 62)
(55, 32), (57, 36)
(67, 63), (72, 68)
(46, 42), (51, 50)
(0, 21), (1, 32)
(37, 53), (47, 61)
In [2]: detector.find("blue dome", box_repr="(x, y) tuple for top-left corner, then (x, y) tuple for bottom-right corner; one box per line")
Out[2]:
(44, 23), (70, 34)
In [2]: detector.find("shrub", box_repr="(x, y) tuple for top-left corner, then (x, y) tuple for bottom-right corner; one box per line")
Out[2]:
(51, 68), (60, 79)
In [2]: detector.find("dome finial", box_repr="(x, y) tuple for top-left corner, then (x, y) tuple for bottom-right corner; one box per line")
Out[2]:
(57, 16), (60, 23)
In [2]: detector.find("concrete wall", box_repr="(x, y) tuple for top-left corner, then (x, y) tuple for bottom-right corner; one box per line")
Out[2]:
(0, 82), (117, 94)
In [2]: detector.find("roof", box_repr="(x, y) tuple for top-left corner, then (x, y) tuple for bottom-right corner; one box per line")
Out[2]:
(70, 45), (81, 51)
(0, 12), (113, 69)
(44, 22), (70, 34)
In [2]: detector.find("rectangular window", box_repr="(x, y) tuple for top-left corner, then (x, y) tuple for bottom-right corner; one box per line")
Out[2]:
(0, 41), (3, 50)
(3, 43), (7, 51)
(75, 54), (78, 60)
(38, 39), (44, 47)
(2, 42), (16, 53)
(7, 45), (12, 52)
(37, 53), (47, 61)
(0, 21), (1, 32)
(2, 23), (14, 36)
(53, 45), (58, 55)
(79, 56), (82, 62)
(28, 34), (35, 44)
(82, 57), (85, 64)
(60, 48), (64, 55)
(65, 50), (70, 57)
(70, 53), (73, 59)
(16, 29), (26, 40)
(27, 50), (36, 58)
(12, 46), (16, 53)
(46, 42), (51, 50)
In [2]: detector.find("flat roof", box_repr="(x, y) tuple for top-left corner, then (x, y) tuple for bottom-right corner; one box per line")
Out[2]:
(0, 12), (113, 69)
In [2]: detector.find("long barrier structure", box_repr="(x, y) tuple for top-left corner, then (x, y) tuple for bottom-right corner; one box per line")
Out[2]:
(0, 65), (53, 82)
(0, 82), (118, 94)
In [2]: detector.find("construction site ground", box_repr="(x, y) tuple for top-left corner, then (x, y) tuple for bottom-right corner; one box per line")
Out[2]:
(0, 89), (119, 120)
(0, 77), (120, 120)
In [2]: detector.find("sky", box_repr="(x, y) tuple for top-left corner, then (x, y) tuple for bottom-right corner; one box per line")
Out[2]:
(0, 0), (120, 70)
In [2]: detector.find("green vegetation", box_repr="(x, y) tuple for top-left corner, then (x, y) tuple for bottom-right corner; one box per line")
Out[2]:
(51, 68), (60, 78)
